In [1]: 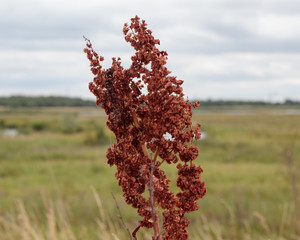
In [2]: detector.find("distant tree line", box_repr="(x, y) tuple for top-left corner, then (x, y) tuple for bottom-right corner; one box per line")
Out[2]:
(0, 96), (95, 107)
(0, 96), (299, 107)
(198, 99), (300, 106)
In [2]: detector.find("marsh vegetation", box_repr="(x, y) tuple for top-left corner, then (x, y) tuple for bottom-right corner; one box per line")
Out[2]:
(0, 106), (299, 239)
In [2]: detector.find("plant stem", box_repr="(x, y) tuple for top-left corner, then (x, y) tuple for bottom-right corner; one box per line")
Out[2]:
(129, 93), (161, 239)
(111, 193), (132, 240)
(132, 224), (141, 240)
(128, 93), (148, 157)
(149, 156), (161, 240)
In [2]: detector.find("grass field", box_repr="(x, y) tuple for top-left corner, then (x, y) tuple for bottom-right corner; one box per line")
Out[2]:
(0, 106), (300, 239)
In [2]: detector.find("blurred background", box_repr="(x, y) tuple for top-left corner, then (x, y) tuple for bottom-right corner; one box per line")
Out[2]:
(0, 0), (300, 239)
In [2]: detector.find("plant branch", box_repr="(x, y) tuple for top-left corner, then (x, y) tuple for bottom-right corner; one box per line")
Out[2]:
(129, 92), (161, 239)
(148, 154), (161, 240)
(111, 193), (133, 240)
(128, 93), (149, 158)
(153, 147), (160, 163)
(132, 223), (141, 240)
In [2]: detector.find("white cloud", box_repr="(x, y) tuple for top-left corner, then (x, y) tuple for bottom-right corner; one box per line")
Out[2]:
(257, 14), (300, 39)
(185, 53), (300, 78)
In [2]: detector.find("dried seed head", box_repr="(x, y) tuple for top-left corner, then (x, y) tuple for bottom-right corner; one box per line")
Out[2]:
(84, 16), (206, 239)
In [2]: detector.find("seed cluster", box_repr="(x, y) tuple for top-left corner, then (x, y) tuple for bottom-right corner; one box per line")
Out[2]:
(84, 16), (206, 239)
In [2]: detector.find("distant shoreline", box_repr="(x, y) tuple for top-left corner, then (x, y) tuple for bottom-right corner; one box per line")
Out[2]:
(0, 95), (299, 108)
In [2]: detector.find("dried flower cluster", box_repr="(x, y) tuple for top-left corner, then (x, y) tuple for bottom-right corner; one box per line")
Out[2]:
(84, 16), (206, 239)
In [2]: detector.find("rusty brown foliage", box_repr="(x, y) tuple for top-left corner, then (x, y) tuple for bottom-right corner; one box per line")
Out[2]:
(84, 16), (206, 239)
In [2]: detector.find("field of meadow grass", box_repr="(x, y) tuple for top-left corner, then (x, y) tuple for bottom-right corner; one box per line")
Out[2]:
(0, 106), (300, 240)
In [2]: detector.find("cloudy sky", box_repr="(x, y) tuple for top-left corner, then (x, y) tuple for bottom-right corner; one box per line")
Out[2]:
(1, 0), (300, 101)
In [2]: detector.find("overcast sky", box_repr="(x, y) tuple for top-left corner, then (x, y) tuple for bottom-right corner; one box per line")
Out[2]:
(1, 0), (300, 101)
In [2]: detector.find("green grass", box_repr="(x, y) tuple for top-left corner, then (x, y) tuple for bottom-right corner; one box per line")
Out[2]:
(0, 106), (300, 239)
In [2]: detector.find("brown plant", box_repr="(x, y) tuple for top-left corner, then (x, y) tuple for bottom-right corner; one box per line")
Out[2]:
(84, 16), (206, 240)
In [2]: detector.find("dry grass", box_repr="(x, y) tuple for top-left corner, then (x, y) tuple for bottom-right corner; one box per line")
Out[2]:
(1, 190), (300, 240)
(0, 188), (154, 240)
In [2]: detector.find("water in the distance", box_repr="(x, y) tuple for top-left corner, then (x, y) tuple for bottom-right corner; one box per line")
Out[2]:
(3, 128), (19, 137)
